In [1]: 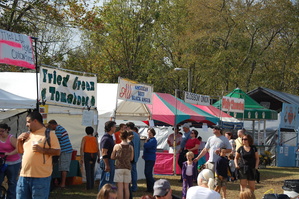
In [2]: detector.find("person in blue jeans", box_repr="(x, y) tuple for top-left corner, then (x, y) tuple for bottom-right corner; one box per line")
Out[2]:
(126, 122), (140, 192)
(143, 128), (157, 193)
(16, 111), (60, 199)
(99, 121), (116, 190)
(0, 123), (22, 199)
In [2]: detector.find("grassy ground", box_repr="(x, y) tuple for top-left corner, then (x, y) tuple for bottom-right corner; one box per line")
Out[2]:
(49, 167), (299, 199)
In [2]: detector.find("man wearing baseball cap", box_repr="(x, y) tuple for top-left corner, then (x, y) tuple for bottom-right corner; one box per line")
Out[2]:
(153, 179), (181, 199)
(178, 123), (192, 182)
(193, 125), (232, 172)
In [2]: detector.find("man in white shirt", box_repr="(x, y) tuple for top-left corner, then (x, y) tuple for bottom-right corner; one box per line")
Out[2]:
(193, 125), (232, 172)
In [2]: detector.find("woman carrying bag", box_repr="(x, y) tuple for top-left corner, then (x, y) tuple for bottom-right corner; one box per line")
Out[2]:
(234, 134), (259, 193)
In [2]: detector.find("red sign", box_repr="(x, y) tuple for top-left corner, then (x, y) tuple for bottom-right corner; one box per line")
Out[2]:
(221, 96), (244, 113)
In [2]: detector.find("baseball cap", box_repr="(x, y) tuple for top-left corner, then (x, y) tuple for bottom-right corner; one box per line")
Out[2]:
(212, 125), (222, 130)
(153, 179), (171, 197)
(181, 123), (191, 128)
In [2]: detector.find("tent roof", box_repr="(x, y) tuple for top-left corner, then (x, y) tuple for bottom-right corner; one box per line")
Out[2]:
(213, 88), (278, 120)
(0, 88), (36, 109)
(193, 104), (243, 129)
(247, 87), (299, 111)
(146, 93), (219, 126)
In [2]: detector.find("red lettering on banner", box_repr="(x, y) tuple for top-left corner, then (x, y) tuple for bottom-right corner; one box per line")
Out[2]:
(222, 98), (230, 110)
(119, 83), (132, 99)
(222, 97), (244, 112)
(230, 100), (244, 111)
(0, 40), (22, 48)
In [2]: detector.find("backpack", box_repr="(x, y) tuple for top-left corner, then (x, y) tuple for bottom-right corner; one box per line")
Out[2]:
(44, 128), (59, 164)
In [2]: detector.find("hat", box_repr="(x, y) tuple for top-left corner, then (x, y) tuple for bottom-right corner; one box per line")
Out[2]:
(212, 125), (222, 130)
(181, 123), (191, 128)
(153, 179), (171, 197)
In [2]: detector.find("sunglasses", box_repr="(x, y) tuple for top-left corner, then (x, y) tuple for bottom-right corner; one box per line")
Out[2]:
(190, 132), (195, 134)
(242, 138), (248, 141)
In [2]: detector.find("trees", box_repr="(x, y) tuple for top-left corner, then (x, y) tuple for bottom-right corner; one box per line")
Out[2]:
(2, 0), (299, 96)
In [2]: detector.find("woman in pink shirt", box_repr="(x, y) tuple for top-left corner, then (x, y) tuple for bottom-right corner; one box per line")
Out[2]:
(0, 123), (21, 199)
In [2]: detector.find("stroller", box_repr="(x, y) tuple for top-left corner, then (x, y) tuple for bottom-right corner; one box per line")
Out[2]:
(0, 153), (8, 199)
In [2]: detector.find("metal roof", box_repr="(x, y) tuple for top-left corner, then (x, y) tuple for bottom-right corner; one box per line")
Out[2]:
(247, 87), (299, 110)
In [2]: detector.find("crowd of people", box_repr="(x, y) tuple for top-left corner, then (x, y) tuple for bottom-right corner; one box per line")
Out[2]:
(96, 122), (260, 199)
(0, 109), (262, 199)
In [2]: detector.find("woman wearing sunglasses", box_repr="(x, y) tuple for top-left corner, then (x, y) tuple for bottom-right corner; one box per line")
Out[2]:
(234, 134), (259, 193)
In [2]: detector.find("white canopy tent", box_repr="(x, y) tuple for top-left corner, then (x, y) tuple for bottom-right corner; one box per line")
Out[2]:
(0, 88), (36, 135)
(0, 89), (36, 109)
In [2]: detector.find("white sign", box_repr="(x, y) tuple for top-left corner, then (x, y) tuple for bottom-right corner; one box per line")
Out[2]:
(221, 96), (244, 113)
(0, 29), (35, 69)
(82, 110), (93, 126)
(184, 91), (210, 106)
(117, 77), (152, 104)
(40, 67), (97, 108)
(280, 103), (299, 129)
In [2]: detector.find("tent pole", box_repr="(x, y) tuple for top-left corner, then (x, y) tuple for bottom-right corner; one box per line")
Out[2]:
(31, 37), (39, 111)
(173, 89), (179, 176)
(112, 77), (121, 121)
(263, 120), (266, 145)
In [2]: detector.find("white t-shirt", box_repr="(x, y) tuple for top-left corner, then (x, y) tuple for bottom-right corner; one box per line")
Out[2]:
(205, 135), (232, 162)
(186, 186), (221, 199)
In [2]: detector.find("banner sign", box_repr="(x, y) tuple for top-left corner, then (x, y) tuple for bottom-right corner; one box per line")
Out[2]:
(184, 91), (210, 106)
(221, 96), (244, 113)
(117, 77), (152, 104)
(40, 67), (97, 108)
(280, 103), (299, 129)
(0, 29), (35, 69)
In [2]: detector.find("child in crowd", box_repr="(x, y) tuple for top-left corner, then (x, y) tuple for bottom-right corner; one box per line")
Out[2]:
(97, 183), (117, 199)
(228, 153), (236, 182)
(215, 148), (233, 199)
(240, 188), (256, 199)
(182, 152), (197, 199)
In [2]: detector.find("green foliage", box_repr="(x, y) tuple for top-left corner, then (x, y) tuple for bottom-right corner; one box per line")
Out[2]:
(2, 0), (299, 97)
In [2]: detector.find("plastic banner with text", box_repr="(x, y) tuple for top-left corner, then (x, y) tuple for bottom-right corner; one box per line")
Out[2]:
(221, 96), (244, 113)
(184, 91), (210, 106)
(0, 29), (35, 69)
(40, 67), (97, 108)
(280, 103), (299, 129)
(117, 77), (152, 104)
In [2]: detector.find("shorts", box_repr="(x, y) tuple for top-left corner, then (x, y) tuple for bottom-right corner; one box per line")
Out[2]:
(59, 152), (72, 172)
(237, 167), (256, 181)
(215, 177), (227, 187)
(114, 169), (131, 183)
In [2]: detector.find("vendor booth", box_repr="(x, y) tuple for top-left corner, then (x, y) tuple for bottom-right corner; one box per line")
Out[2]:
(214, 88), (279, 167)
(248, 87), (299, 167)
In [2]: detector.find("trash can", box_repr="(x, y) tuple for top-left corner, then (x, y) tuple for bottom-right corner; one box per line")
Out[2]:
(263, 194), (290, 199)
(282, 180), (299, 198)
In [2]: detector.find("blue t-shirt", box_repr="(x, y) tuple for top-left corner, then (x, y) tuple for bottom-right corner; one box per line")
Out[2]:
(143, 137), (157, 161)
(55, 125), (73, 153)
(100, 133), (115, 159)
